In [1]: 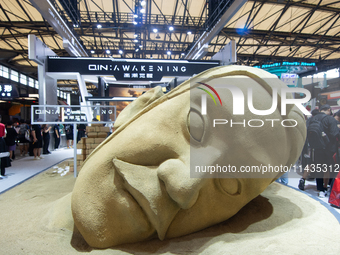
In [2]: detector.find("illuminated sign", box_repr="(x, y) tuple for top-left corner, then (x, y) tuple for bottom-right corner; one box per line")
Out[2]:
(254, 62), (315, 69)
(0, 84), (19, 99)
(47, 57), (220, 81)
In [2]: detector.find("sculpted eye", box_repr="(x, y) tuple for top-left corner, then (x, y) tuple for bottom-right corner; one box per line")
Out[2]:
(187, 110), (204, 142)
(218, 179), (241, 196)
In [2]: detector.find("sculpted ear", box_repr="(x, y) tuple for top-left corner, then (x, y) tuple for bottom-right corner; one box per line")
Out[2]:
(114, 86), (164, 129)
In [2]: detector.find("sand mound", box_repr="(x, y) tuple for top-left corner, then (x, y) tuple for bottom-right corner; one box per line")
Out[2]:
(0, 165), (339, 254)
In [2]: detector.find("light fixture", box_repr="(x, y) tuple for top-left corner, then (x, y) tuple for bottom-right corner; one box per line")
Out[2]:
(139, 45), (143, 48)
(134, 39), (138, 43)
(167, 51), (171, 55)
(135, 48), (140, 52)
(91, 50), (95, 54)
(181, 53), (185, 56)
(156, 33), (161, 39)
(140, 8), (145, 13)
(141, 1), (146, 6)
(169, 26), (174, 31)
(119, 50), (123, 54)
(134, 14), (138, 18)
(187, 31), (192, 35)
(97, 24), (102, 29)
(153, 28), (158, 33)
(133, 21), (138, 25)
(134, 33), (138, 38)
(106, 50), (111, 54)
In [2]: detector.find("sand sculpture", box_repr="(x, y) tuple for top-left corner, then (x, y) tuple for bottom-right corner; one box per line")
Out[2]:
(71, 65), (306, 248)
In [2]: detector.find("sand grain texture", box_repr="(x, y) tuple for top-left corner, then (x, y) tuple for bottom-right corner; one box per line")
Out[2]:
(0, 167), (340, 254)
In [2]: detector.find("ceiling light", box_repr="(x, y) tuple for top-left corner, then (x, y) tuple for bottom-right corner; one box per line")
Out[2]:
(141, 1), (146, 6)
(133, 21), (138, 25)
(134, 39), (138, 43)
(139, 45), (143, 48)
(187, 31), (192, 35)
(91, 50), (95, 54)
(169, 26), (174, 31)
(153, 28), (158, 33)
(119, 50), (123, 54)
(167, 51), (171, 55)
(181, 53), (185, 56)
(106, 50), (111, 54)
(134, 33), (138, 38)
(140, 8), (145, 13)
(135, 48), (139, 52)
(97, 24), (102, 29)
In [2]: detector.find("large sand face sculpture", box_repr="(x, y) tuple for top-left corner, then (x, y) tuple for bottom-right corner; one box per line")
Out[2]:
(71, 65), (306, 248)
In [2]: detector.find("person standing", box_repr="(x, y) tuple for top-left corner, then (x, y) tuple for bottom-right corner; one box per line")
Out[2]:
(0, 115), (10, 178)
(65, 123), (73, 148)
(18, 119), (30, 156)
(5, 121), (18, 161)
(31, 121), (43, 160)
(53, 119), (61, 150)
(42, 124), (52, 154)
(312, 105), (340, 197)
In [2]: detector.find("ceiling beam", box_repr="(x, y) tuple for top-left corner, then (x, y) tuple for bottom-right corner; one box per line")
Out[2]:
(29, 0), (88, 56)
(185, 0), (248, 59)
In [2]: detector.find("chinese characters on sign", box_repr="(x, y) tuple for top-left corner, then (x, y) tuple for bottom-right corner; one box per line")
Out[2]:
(0, 84), (14, 98)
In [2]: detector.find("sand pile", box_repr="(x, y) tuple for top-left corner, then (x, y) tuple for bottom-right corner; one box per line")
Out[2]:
(0, 164), (339, 254)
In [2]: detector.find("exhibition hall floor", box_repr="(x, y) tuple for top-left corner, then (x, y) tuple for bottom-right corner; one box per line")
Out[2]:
(1, 152), (340, 218)
(0, 148), (72, 194)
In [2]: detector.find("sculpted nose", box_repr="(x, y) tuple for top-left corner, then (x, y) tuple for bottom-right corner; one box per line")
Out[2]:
(157, 159), (208, 209)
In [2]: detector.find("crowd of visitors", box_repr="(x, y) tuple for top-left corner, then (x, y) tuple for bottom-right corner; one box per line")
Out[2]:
(0, 117), (89, 179)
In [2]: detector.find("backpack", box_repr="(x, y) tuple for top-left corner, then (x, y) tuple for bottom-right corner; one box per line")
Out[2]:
(19, 124), (28, 135)
(307, 115), (329, 149)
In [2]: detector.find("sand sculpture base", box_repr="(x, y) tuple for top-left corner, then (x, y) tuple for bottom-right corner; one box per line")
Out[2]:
(0, 167), (339, 254)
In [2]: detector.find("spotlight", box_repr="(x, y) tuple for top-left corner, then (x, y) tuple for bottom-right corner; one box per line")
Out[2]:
(91, 50), (95, 54)
(181, 53), (185, 56)
(187, 31), (192, 35)
(169, 26), (174, 31)
(139, 45), (143, 48)
(135, 48), (139, 52)
(140, 8), (145, 13)
(134, 39), (138, 43)
(141, 1), (146, 6)
(167, 51), (171, 55)
(134, 33), (138, 38)
(134, 14), (138, 18)
(97, 24), (102, 29)
(119, 50), (123, 54)
(106, 50), (111, 54)
(153, 28), (158, 33)
(133, 21), (138, 25)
